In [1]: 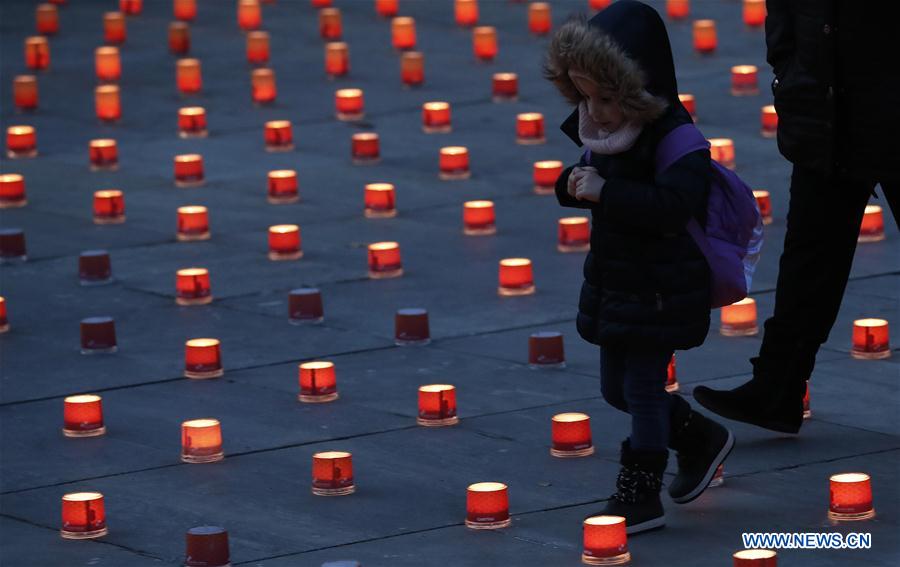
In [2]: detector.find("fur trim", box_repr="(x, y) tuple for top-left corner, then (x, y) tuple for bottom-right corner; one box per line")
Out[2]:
(544, 14), (668, 125)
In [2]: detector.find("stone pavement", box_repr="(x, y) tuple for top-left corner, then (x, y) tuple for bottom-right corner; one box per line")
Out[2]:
(1, 0), (898, 566)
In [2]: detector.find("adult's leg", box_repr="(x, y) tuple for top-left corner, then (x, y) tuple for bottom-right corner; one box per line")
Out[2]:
(879, 181), (900, 228)
(621, 347), (673, 451)
(600, 345), (629, 413)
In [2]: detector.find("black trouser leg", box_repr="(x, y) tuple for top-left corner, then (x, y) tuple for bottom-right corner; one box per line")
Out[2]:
(879, 181), (900, 229)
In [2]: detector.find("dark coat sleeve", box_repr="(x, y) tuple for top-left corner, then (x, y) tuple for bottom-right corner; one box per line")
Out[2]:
(554, 153), (595, 210)
(765, 0), (795, 77)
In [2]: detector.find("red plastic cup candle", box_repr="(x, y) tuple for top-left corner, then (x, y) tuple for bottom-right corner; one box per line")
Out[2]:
(95, 47), (121, 82)
(582, 516), (629, 565)
(319, 8), (342, 39)
(252, 68), (277, 104)
(463, 200), (496, 235)
(558, 217), (590, 252)
(93, 190), (125, 224)
(498, 258), (535, 296)
(829, 473), (875, 521)
(534, 160), (563, 194)
(743, 0), (767, 27)
(0, 174), (27, 208)
(335, 88), (364, 121)
(324, 42), (349, 77)
(551, 412), (593, 457)
(709, 138), (735, 169)
(184, 338), (223, 378)
(351, 132), (380, 165)
(466, 482), (510, 529)
(439, 146), (470, 180)
(177, 206), (210, 241)
(238, 0), (261, 31)
(803, 381), (811, 419)
(298, 361), (338, 402)
(858, 205), (885, 243)
(60, 493), (107, 539)
(666, 0), (689, 19)
(81, 316), (117, 354)
(693, 19), (717, 54)
(418, 384), (457, 426)
(364, 183), (396, 218)
(178, 106), (207, 138)
(666, 354), (679, 392)
(761, 105), (778, 138)
(185, 527), (230, 567)
(368, 241), (403, 279)
(289, 288), (324, 324)
(395, 308), (430, 346)
(181, 419), (224, 463)
(422, 101), (451, 133)
(720, 297), (758, 336)
(7, 126), (37, 159)
(529, 331), (565, 368)
(679, 93), (696, 121)
(176, 58), (202, 94)
(375, 0), (398, 18)
(493, 72), (518, 101)
(36, 4), (59, 35)
(455, 0), (478, 26)
(392, 17), (416, 50)
(753, 190), (772, 225)
(120, 0), (142, 16)
(63, 395), (106, 437)
(176, 268), (212, 305)
(95, 85), (121, 122)
(0, 229), (27, 263)
(731, 65), (759, 96)
(709, 463), (725, 487)
(14, 75), (38, 111)
(311, 0), (333, 7)
(589, 0), (612, 9)
(516, 112), (546, 145)
(268, 169), (299, 204)
(473, 26), (498, 61)
(0, 296), (7, 333)
(264, 119), (292, 151)
(169, 22), (190, 55)
(25, 36), (50, 70)
(88, 138), (117, 167)
(400, 51), (424, 87)
(104, 12), (126, 44)
(529, 2), (551, 35)
(733, 549), (777, 567)
(268, 224), (302, 260)
(312, 451), (355, 496)
(79, 250), (113, 286)
(174, 154), (204, 187)
(246, 31), (269, 65)
(851, 318), (891, 360)
(174, 0), (197, 21)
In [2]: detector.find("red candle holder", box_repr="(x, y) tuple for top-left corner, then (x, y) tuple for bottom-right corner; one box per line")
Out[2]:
(181, 418), (224, 463)
(25, 36), (50, 71)
(169, 22), (191, 55)
(335, 88), (364, 121)
(311, 0), (333, 7)
(709, 463), (725, 487)
(533, 160), (563, 195)
(351, 132), (380, 165)
(174, 154), (204, 187)
(731, 65), (759, 96)
(0, 174), (27, 209)
(264, 119), (292, 151)
(0, 229), (27, 264)
(63, 394), (106, 437)
(364, 182), (396, 218)
(178, 106), (207, 138)
(246, 31), (270, 65)
(312, 451), (355, 496)
(551, 412), (593, 457)
(252, 68), (278, 105)
(391, 17), (416, 50)
(851, 318), (891, 360)
(463, 200), (496, 235)
(582, 516), (629, 565)
(81, 316), (117, 354)
(418, 384), (458, 426)
(79, 250), (113, 286)
(176, 58), (202, 95)
(174, 0), (197, 21)
(709, 138), (735, 170)
(666, 0), (689, 20)
(177, 205), (210, 241)
(60, 493), (107, 539)
(733, 549), (777, 567)
(529, 331), (565, 368)
(375, 0), (398, 18)
(829, 472), (875, 521)
(319, 8), (342, 40)
(693, 19), (717, 54)
(36, 4), (59, 35)
(858, 205), (885, 243)
(7, 125), (37, 159)
(93, 189), (125, 224)
(400, 51), (424, 87)
(473, 26), (498, 61)
(238, 0), (262, 31)
(268, 224), (303, 261)
(720, 297), (758, 336)
(516, 112), (545, 145)
(368, 241), (403, 279)
(498, 258), (535, 296)
(743, 0), (767, 27)
(466, 482), (510, 529)
(422, 101), (451, 134)
(184, 338), (223, 378)
(761, 105), (777, 138)
(803, 380), (811, 419)
(289, 288), (324, 324)
(13, 75), (38, 111)
(268, 169), (299, 204)
(0, 296), (7, 333)
(95, 85), (121, 122)
(95, 46), (121, 83)
(679, 93), (696, 121)
(395, 308), (430, 346)
(558, 216), (590, 252)
(753, 190), (772, 225)
(493, 72), (518, 102)
(120, 0), (142, 16)
(176, 268), (212, 305)
(455, 0), (479, 26)
(298, 361), (338, 402)
(185, 526), (230, 567)
(439, 146), (470, 180)
(666, 354), (679, 392)
(104, 12), (127, 44)
(529, 2), (551, 35)
(324, 42), (349, 77)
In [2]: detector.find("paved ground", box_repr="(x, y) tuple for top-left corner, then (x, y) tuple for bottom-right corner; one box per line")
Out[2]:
(1, 1), (898, 566)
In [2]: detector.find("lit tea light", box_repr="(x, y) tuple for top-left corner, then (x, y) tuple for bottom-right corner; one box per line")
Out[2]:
(312, 451), (355, 496)
(466, 482), (510, 529)
(516, 112), (545, 145)
(174, 154), (204, 187)
(335, 88), (364, 121)
(268, 224), (303, 261)
(439, 146), (470, 180)
(95, 85), (121, 122)
(25, 36), (50, 70)
(803, 380), (811, 419)
(395, 308), (430, 346)
(95, 47), (121, 83)
(298, 361), (338, 402)
(666, 354), (679, 392)
(324, 42), (349, 77)
(119, 0), (142, 16)
(679, 93), (696, 121)
(364, 182), (396, 218)
(169, 22), (190, 55)
(551, 412), (593, 457)
(93, 189), (125, 224)
(731, 65), (759, 96)
(174, 0), (197, 21)
(0, 229), (27, 263)
(368, 241), (403, 279)
(422, 101), (451, 133)
(761, 105), (777, 138)
(63, 394), (106, 437)
(693, 19), (717, 54)
(13, 75), (38, 111)
(753, 190), (772, 225)
(733, 549), (777, 566)
(418, 384), (457, 426)
(0, 297), (7, 333)
(858, 205), (885, 243)
(60, 493), (107, 540)
(268, 169), (299, 204)
(589, 0), (612, 9)
(473, 26), (498, 61)
(36, 4), (59, 35)
(529, 331), (565, 368)
(185, 527), (230, 567)
(237, 0), (262, 31)
(81, 316), (117, 354)
(529, 2), (551, 35)
(319, 7), (342, 40)
(176, 268), (212, 305)
(311, 0), (333, 7)
(558, 217), (590, 252)
(534, 160), (563, 194)
(498, 258), (535, 296)
(104, 12), (127, 44)
(264, 119), (292, 151)
(720, 297), (758, 336)
(178, 106), (207, 138)
(7, 125), (37, 159)
(177, 205), (210, 241)
(392, 17), (416, 50)
(79, 250), (113, 286)
(251, 68), (277, 104)
(184, 338), (223, 378)
(851, 318), (891, 360)
(743, 0), (766, 27)
(176, 58), (202, 95)
(455, 0), (479, 26)
(582, 516), (629, 565)
(709, 138), (735, 169)
(246, 31), (269, 65)
(400, 51), (424, 87)
(493, 72), (518, 102)
(0, 174), (27, 209)
(829, 472), (875, 521)
(289, 288), (324, 324)
(181, 418), (224, 463)
(463, 200), (496, 235)
(375, 0), (398, 18)
(351, 132), (380, 165)
(666, 0), (689, 19)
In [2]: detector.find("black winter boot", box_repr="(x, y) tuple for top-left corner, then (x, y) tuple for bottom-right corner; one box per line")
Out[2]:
(591, 439), (667, 534)
(667, 395), (735, 504)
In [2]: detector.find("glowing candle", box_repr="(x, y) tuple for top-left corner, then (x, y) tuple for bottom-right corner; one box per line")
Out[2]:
(36, 4), (59, 35)
(7, 126), (37, 159)
(679, 93), (696, 121)
(181, 419), (224, 463)
(493, 72), (518, 102)
(529, 2), (551, 35)
(335, 88), (364, 121)
(395, 308), (430, 345)
(375, 0), (398, 18)
(289, 288), (324, 324)
(529, 331), (565, 368)
(351, 132), (380, 165)
(466, 483), (510, 529)
(79, 250), (113, 286)
(858, 205), (885, 243)
(60, 493), (107, 539)
(237, 0), (262, 31)
(297, 361), (338, 402)
(422, 101), (451, 133)
(312, 451), (355, 496)
(95, 85), (121, 122)
(63, 395), (106, 437)
(80, 316), (117, 354)
(516, 112), (545, 144)
(176, 58), (202, 95)
(268, 169), (299, 204)
(463, 200), (496, 235)
(0, 174), (27, 209)
(761, 105), (777, 138)
(178, 107), (207, 138)
(400, 51), (424, 86)
(268, 224), (302, 260)
(803, 380), (811, 419)
(176, 268), (212, 305)
(534, 160), (563, 194)
(753, 190), (772, 225)
(498, 258), (535, 296)
(418, 384), (457, 426)
(246, 31), (269, 65)
(169, 22), (190, 55)
(324, 42), (349, 77)
(439, 146), (470, 180)
(93, 190), (125, 224)
(551, 412), (593, 457)
(473, 26), (497, 61)
(264, 119), (292, 151)
(851, 318), (891, 359)
(743, 0), (766, 27)
(368, 241), (403, 278)
(720, 297), (758, 336)
(185, 527), (230, 567)
(693, 19), (717, 54)
(709, 463), (725, 487)
(709, 138), (735, 169)
(0, 229), (26, 263)
(25, 36), (50, 70)
(731, 65), (759, 96)
(120, 0), (142, 16)
(589, 0), (612, 9)
(392, 17), (416, 50)
(0, 297), (7, 333)
(582, 516), (629, 565)
(13, 75), (38, 111)
(184, 338), (223, 378)
(558, 217), (590, 252)
(666, 0), (689, 19)
(455, 0), (478, 26)
(311, 0), (333, 6)
(174, 154), (204, 187)
(95, 47), (121, 83)
(174, 0), (197, 21)
(733, 549), (777, 567)
(104, 12), (127, 44)
(829, 473), (875, 521)
(364, 182), (396, 218)
(319, 8), (342, 40)
(177, 205), (210, 241)
(666, 354), (679, 392)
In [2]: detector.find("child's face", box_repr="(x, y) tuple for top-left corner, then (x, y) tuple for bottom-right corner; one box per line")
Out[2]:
(568, 70), (625, 132)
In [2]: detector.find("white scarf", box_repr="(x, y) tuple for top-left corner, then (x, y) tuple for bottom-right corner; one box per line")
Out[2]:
(577, 101), (642, 155)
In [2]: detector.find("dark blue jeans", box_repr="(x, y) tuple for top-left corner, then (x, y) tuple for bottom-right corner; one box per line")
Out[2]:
(600, 345), (675, 451)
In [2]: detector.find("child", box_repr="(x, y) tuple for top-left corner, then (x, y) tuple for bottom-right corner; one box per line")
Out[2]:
(544, 1), (734, 533)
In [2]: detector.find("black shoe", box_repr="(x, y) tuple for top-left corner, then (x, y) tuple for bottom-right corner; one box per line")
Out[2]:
(589, 439), (667, 534)
(668, 396), (734, 504)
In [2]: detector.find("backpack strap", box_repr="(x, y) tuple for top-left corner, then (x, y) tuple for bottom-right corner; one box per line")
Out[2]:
(655, 123), (710, 174)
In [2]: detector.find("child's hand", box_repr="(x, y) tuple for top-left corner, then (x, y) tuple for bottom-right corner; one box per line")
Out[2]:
(574, 167), (605, 203)
(567, 167), (585, 198)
